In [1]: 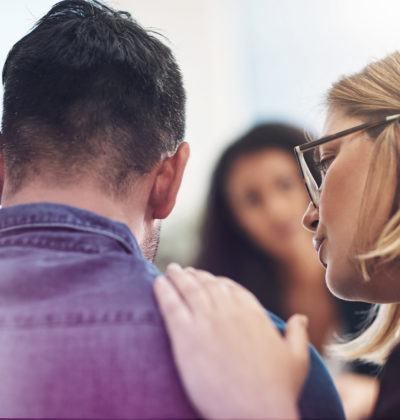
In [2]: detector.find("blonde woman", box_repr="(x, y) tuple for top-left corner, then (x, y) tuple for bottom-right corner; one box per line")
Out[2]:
(154, 50), (400, 419)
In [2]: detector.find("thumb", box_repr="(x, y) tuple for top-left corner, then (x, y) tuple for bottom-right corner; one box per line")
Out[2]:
(285, 314), (309, 363)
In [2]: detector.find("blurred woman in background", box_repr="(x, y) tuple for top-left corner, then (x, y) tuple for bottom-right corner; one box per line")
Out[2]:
(196, 123), (370, 355)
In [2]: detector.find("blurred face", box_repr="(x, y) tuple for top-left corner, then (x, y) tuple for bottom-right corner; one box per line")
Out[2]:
(302, 109), (397, 302)
(226, 148), (311, 259)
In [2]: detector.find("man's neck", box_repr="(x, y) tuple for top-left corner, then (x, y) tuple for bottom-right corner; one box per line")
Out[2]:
(1, 183), (146, 240)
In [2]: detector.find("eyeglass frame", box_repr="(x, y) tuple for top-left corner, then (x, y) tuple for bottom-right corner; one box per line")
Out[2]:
(294, 113), (400, 208)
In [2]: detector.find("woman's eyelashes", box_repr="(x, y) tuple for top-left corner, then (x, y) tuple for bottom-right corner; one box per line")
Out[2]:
(315, 156), (335, 176)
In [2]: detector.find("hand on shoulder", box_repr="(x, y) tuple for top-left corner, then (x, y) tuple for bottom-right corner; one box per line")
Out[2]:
(154, 263), (310, 419)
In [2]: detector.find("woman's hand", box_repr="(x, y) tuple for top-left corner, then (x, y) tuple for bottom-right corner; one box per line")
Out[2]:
(154, 263), (310, 419)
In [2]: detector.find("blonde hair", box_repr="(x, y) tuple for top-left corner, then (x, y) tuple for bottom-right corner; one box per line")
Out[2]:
(326, 51), (400, 365)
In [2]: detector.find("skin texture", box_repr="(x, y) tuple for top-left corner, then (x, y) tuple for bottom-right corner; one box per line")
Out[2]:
(154, 264), (309, 420)
(226, 149), (311, 260)
(302, 109), (397, 302)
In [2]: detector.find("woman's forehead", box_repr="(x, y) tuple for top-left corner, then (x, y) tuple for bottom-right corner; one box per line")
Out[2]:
(309, 111), (368, 161)
(322, 109), (364, 137)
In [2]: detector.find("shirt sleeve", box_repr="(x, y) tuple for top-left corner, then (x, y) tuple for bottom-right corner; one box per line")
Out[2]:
(267, 310), (345, 419)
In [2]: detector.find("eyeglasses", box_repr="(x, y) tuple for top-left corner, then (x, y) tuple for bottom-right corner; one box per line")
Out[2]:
(294, 113), (400, 208)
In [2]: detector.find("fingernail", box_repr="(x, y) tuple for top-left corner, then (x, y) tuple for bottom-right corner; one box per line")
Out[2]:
(298, 315), (309, 328)
(167, 262), (182, 272)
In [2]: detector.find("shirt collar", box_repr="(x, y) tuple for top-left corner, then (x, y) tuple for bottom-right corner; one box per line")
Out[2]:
(0, 202), (141, 255)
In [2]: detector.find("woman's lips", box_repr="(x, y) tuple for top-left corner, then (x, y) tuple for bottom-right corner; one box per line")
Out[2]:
(313, 237), (327, 268)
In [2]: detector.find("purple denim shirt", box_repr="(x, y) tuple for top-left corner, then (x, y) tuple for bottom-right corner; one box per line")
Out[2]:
(0, 202), (197, 418)
(0, 202), (344, 419)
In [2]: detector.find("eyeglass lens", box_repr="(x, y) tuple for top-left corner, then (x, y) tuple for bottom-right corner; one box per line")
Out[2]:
(303, 149), (321, 187)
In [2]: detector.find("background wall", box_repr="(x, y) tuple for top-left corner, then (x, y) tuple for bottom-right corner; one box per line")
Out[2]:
(2, 0), (400, 269)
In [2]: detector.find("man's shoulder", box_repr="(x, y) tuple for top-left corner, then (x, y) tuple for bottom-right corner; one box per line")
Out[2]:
(0, 232), (163, 324)
(0, 251), (197, 418)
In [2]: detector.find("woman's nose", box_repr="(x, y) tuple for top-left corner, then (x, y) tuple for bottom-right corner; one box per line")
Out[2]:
(302, 201), (319, 232)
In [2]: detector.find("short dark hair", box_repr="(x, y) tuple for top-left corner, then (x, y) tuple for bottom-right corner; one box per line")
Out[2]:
(2, 0), (185, 194)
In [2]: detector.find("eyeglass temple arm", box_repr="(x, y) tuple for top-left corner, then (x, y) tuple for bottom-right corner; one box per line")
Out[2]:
(299, 113), (400, 152)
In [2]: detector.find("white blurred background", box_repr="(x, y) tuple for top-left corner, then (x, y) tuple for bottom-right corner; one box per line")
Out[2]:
(2, 0), (400, 269)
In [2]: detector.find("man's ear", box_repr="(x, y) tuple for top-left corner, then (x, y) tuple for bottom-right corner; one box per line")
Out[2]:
(149, 142), (190, 219)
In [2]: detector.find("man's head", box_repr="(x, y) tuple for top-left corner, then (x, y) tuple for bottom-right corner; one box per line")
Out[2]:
(1, 0), (190, 260)
(2, 0), (186, 196)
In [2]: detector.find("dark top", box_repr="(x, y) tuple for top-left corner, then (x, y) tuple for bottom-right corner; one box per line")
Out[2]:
(372, 342), (400, 419)
(0, 202), (344, 418)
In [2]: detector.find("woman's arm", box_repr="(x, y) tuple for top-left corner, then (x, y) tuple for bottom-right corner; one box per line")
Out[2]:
(154, 263), (310, 419)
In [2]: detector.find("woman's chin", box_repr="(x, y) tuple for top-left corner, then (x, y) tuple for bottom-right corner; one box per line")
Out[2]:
(325, 266), (364, 301)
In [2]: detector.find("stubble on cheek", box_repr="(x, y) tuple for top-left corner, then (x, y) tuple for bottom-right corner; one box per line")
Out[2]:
(140, 220), (161, 262)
